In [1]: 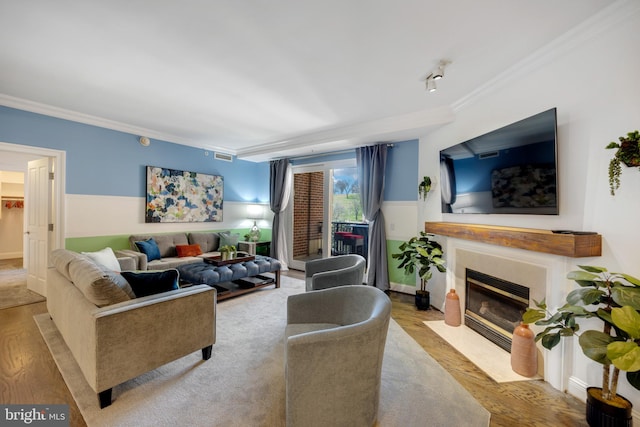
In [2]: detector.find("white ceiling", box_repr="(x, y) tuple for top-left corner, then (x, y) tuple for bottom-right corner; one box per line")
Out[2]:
(0, 0), (613, 162)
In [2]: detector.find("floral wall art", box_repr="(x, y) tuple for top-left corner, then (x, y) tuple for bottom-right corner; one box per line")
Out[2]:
(145, 166), (223, 223)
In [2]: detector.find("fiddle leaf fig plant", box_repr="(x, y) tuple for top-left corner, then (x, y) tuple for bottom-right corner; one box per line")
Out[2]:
(392, 231), (446, 292)
(523, 265), (640, 402)
(606, 130), (640, 196)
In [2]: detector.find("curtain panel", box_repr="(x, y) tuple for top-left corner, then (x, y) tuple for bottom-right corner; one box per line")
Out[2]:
(356, 144), (389, 291)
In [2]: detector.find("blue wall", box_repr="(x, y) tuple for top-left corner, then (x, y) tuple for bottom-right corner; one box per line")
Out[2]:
(0, 106), (270, 202)
(290, 139), (420, 202)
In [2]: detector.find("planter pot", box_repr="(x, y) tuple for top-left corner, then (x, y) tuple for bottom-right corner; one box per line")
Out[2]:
(415, 290), (430, 310)
(586, 387), (632, 427)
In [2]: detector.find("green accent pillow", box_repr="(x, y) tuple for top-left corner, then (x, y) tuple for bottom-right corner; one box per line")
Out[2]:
(219, 232), (240, 249)
(121, 269), (179, 298)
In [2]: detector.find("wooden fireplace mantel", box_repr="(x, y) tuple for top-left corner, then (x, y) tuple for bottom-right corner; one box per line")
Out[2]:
(424, 222), (602, 258)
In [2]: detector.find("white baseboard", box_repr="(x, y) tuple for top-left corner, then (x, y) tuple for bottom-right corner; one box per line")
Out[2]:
(0, 251), (23, 260)
(389, 282), (415, 295)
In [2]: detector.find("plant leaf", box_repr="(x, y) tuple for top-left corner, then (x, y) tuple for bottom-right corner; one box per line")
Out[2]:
(579, 330), (615, 364)
(541, 333), (561, 350)
(608, 341), (640, 372)
(612, 286), (640, 310)
(611, 306), (640, 339)
(567, 288), (604, 306)
(522, 308), (546, 324)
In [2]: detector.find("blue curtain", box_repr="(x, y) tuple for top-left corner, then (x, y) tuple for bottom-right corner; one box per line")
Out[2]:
(356, 144), (389, 291)
(269, 159), (289, 259)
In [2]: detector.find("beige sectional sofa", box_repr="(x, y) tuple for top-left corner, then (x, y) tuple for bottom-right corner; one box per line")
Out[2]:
(117, 231), (252, 270)
(47, 249), (216, 408)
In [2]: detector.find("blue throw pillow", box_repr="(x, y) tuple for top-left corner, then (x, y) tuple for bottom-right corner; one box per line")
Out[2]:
(121, 269), (180, 298)
(135, 238), (161, 261)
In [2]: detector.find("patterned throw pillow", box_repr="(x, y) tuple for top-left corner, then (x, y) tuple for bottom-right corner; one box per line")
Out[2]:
(176, 244), (203, 257)
(121, 269), (180, 298)
(135, 238), (162, 261)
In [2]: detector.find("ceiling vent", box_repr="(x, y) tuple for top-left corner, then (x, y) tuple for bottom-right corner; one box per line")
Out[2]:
(214, 152), (233, 162)
(478, 151), (499, 159)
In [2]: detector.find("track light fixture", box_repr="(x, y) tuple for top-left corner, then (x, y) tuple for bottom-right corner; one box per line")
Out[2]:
(424, 60), (450, 92)
(426, 77), (437, 92)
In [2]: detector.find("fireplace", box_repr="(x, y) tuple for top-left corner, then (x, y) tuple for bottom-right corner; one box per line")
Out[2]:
(464, 269), (530, 352)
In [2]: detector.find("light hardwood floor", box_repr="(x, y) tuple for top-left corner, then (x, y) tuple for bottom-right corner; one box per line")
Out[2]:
(0, 269), (587, 427)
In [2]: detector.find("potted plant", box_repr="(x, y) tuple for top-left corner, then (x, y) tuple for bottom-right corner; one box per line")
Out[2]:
(606, 130), (640, 195)
(392, 231), (446, 310)
(523, 265), (640, 426)
(418, 176), (432, 201)
(219, 245), (236, 260)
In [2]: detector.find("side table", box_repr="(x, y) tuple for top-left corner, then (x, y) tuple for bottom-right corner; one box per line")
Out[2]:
(241, 241), (271, 256)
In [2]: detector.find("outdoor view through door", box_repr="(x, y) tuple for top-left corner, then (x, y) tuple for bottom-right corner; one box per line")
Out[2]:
(292, 166), (368, 267)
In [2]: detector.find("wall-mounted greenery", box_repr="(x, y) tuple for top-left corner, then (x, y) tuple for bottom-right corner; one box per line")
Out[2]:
(606, 130), (640, 196)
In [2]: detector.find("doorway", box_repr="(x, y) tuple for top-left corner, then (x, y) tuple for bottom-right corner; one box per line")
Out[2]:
(0, 142), (65, 297)
(288, 159), (360, 271)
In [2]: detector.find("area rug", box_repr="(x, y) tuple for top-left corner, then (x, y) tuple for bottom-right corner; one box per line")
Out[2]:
(0, 285), (45, 310)
(425, 320), (541, 383)
(35, 277), (490, 427)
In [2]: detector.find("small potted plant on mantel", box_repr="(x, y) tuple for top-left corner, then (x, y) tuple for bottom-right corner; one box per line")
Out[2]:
(523, 265), (640, 426)
(606, 130), (640, 195)
(392, 231), (446, 310)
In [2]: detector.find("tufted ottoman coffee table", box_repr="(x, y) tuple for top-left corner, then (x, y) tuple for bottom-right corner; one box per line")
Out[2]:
(177, 255), (281, 301)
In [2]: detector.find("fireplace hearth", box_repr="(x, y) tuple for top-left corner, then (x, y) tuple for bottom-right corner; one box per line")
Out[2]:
(465, 269), (529, 352)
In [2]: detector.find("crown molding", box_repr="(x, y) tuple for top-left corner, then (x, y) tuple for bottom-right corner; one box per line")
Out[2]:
(452, 0), (640, 112)
(237, 106), (455, 161)
(0, 94), (235, 154)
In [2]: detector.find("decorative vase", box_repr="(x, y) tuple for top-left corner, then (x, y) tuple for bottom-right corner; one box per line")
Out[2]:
(415, 290), (430, 310)
(510, 322), (537, 377)
(444, 289), (461, 326)
(586, 387), (633, 427)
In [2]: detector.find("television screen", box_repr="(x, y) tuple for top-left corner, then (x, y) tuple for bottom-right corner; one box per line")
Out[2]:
(440, 108), (558, 215)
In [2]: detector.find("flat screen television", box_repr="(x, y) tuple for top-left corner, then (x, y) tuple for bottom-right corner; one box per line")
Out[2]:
(440, 108), (558, 215)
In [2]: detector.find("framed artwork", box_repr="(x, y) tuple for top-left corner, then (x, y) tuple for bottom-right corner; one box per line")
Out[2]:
(145, 166), (223, 223)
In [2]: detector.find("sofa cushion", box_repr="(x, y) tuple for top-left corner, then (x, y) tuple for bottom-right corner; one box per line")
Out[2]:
(81, 247), (121, 271)
(51, 249), (86, 281)
(68, 257), (135, 307)
(176, 244), (203, 257)
(188, 232), (220, 253)
(135, 238), (162, 261)
(121, 269), (180, 298)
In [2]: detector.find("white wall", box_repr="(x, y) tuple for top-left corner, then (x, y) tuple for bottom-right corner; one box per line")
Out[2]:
(419, 3), (640, 406)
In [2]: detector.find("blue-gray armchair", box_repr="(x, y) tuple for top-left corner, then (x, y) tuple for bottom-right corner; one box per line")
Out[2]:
(304, 254), (366, 292)
(285, 285), (391, 427)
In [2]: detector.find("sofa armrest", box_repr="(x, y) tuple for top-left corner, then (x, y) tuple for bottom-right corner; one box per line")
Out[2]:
(115, 249), (147, 270)
(116, 256), (136, 271)
(93, 285), (216, 392)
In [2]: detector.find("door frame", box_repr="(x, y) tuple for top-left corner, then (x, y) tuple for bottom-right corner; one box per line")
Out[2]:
(288, 158), (356, 271)
(0, 142), (66, 275)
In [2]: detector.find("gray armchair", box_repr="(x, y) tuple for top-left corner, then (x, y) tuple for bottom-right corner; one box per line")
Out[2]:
(285, 285), (391, 427)
(304, 254), (366, 291)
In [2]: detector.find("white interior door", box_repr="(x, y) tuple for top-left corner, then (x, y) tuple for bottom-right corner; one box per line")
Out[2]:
(26, 157), (52, 296)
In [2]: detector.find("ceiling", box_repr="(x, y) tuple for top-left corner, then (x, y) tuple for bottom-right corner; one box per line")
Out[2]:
(0, 0), (613, 162)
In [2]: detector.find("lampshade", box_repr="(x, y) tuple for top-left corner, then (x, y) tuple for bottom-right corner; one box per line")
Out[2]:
(247, 204), (263, 219)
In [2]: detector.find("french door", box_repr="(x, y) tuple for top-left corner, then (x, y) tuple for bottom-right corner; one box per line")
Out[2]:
(287, 159), (358, 271)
